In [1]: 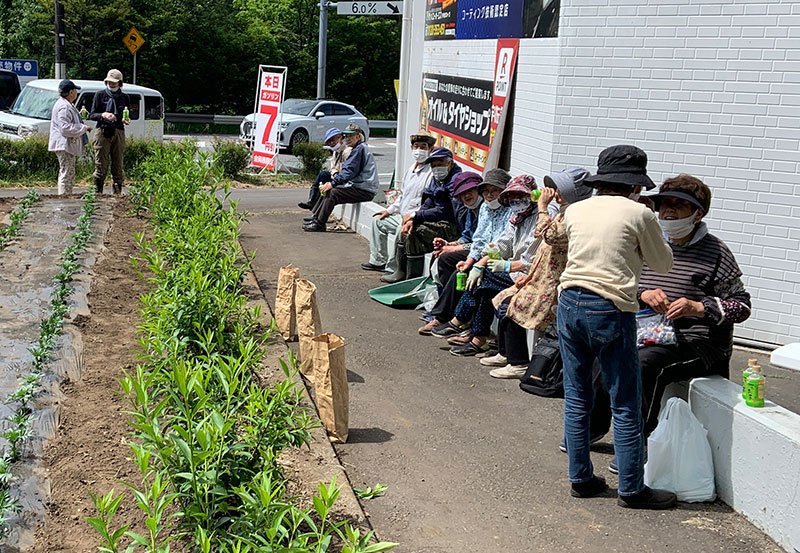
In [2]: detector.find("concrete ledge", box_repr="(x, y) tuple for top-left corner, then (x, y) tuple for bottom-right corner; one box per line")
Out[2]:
(333, 201), (383, 238)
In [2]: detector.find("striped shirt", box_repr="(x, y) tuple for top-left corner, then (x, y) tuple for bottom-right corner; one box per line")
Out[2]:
(638, 224), (751, 372)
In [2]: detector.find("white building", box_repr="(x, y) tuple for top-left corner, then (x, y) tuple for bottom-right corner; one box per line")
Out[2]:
(399, 0), (800, 348)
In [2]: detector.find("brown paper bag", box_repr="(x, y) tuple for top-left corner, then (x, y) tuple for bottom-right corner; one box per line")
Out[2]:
(275, 266), (300, 340)
(312, 333), (349, 443)
(295, 278), (322, 380)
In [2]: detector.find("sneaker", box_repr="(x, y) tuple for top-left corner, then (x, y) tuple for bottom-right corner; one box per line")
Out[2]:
(446, 331), (473, 345)
(617, 486), (677, 510)
(479, 353), (508, 367)
(558, 432), (607, 454)
(431, 321), (469, 338)
(449, 341), (489, 357)
(571, 476), (608, 498)
(488, 364), (528, 379)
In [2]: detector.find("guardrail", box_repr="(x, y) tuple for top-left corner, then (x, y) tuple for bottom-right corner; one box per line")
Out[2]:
(165, 113), (397, 130)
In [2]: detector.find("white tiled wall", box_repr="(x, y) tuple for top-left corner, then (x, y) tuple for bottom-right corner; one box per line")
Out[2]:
(422, 1), (800, 347)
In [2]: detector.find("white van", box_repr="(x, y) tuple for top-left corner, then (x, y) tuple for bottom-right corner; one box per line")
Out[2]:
(0, 79), (164, 141)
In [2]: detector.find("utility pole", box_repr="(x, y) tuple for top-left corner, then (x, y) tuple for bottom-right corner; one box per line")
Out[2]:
(317, 0), (331, 100)
(54, 0), (66, 79)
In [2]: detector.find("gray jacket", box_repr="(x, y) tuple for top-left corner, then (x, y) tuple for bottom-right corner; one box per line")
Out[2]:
(331, 142), (379, 195)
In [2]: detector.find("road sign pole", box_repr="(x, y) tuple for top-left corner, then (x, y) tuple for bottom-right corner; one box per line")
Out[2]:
(54, 0), (66, 79)
(133, 51), (137, 85)
(317, 0), (329, 100)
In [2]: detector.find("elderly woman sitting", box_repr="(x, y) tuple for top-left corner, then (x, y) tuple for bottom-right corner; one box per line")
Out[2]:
(590, 174), (752, 472)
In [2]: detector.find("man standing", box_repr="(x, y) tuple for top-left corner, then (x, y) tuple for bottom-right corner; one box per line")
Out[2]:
(48, 79), (91, 195)
(361, 131), (435, 273)
(89, 69), (130, 195)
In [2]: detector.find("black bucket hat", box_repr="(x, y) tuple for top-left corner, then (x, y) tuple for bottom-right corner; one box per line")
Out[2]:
(583, 145), (656, 190)
(646, 190), (706, 213)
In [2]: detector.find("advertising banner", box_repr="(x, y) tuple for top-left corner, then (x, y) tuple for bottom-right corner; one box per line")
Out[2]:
(455, 0), (524, 39)
(252, 67), (286, 169)
(425, 0), (458, 40)
(484, 38), (519, 170)
(421, 73), (493, 171)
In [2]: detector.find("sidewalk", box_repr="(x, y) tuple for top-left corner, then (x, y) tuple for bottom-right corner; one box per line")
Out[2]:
(238, 189), (786, 553)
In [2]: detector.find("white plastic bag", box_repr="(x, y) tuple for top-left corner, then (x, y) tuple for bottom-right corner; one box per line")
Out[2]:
(644, 397), (716, 503)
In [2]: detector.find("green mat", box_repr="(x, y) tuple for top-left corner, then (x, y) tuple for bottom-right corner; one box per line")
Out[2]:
(368, 276), (434, 307)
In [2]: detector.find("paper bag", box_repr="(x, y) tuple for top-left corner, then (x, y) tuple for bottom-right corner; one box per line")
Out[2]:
(295, 278), (322, 380)
(275, 266), (300, 340)
(312, 333), (349, 443)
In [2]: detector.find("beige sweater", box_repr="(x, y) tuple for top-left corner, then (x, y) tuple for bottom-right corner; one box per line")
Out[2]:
(559, 195), (673, 312)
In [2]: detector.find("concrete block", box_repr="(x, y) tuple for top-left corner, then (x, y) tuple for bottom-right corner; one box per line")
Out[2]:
(770, 342), (800, 371)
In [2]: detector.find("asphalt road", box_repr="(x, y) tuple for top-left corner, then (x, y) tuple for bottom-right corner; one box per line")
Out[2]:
(237, 188), (789, 553)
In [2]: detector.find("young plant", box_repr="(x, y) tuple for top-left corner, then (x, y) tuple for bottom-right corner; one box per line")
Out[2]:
(353, 484), (389, 500)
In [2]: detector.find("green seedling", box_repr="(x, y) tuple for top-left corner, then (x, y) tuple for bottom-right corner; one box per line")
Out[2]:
(353, 484), (389, 500)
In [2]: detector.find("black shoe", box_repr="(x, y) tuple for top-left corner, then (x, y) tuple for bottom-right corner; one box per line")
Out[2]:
(303, 216), (315, 222)
(94, 177), (104, 194)
(113, 182), (123, 195)
(298, 201), (314, 210)
(303, 222), (326, 232)
(618, 486), (677, 510)
(449, 341), (489, 357)
(571, 476), (608, 498)
(361, 263), (386, 272)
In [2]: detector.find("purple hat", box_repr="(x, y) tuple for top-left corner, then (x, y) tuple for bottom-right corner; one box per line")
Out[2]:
(498, 175), (536, 206)
(423, 146), (453, 164)
(452, 172), (483, 197)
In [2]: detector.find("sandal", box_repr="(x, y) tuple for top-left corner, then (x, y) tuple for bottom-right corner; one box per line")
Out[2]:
(446, 332), (473, 345)
(449, 341), (489, 357)
(431, 321), (469, 338)
(418, 319), (442, 336)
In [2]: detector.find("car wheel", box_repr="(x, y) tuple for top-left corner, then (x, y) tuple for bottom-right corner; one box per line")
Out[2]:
(290, 128), (309, 151)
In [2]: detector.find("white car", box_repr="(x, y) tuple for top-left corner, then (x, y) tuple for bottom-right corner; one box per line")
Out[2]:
(240, 98), (369, 150)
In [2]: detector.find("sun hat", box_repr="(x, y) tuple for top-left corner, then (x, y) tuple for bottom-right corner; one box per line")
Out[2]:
(544, 167), (592, 204)
(582, 145), (656, 190)
(498, 175), (536, 206)
(58, 79), (81, 95)
(104, 69), (123, 84)
(410, 130), (436, 147)
(342, 123), (364, 136)
(324, 128), (342, 144)
(480, 168), (512, 192)
(452, 172), (483, 197)
(423, 146), (453, 164)
(645, 190), (706, 213)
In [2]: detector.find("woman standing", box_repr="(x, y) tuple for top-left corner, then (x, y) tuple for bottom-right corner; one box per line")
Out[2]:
(49, 79), (90, 195)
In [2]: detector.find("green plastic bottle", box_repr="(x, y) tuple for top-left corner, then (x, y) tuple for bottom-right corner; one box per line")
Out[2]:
(122, 107), (130, 121)
(79, 106), (89, 121)
(485, 242), (501, 260)
(530, 189), (542, 202)
(742, 358), (757, 398)
(744, 364), (765, 408)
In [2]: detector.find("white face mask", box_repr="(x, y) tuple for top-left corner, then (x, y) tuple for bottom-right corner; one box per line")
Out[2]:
(466, 197), (483, 210)
(431, 166), (450, 182)
(108, 85), (119, 93)
(487, 199), (501, 210)
(509, 198), (531, 213)
(629, 191), (640, 201)
(659, 212), (698, 240)
(411, 149), (429, 163)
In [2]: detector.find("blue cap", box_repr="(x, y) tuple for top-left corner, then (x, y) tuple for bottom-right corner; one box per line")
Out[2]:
(324, 128), (342, 144)
(424, 147), (453, 164)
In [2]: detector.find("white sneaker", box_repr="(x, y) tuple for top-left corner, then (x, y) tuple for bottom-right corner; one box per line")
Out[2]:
(479, 353), (508, 367)
(489, 364), (528, 379)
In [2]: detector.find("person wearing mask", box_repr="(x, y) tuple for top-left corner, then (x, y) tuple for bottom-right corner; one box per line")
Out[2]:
(48, 79), (91, 195)
(482, 168), (592, 378)
(419, 169), (512, 334)
(304, 124), (379, 232)
(362, 132), (435, 272)
(586, 174), (751, 473)
(381, 147), (462, 283)
(89, 69), (130, 195)
(557, 144), (676, 510)
(298, 128), (351, 211)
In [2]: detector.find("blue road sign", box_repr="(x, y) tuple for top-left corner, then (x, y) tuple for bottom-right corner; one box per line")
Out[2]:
(0, 59), (39, 77)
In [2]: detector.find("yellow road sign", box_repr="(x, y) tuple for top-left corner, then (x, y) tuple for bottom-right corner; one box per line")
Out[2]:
(123, 27), (144, 55)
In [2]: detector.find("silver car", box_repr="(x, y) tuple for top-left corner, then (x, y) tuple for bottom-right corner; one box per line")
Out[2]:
(240, 98), (369, 149)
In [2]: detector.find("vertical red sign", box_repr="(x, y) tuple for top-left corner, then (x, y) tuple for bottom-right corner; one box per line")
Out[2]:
(252, 71), (284, 169)
(489, 39), (519, 149)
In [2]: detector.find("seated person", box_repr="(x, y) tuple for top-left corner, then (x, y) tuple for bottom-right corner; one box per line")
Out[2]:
(431, 175), (551, 356)
(419, 169), (513, 334)
(362, 131), (435, 273)
(304, 124), (379, 232)
(298, 128), (351, 211)
(381, 147), (462, 283)
(481, 168), (592, 378)
(590, 174), (751, 472)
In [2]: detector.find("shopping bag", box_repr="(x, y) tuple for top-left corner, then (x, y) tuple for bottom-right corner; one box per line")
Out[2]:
(275, 266), (300, 341)
(295, 279), (322, 381)
(312, 333), (349, 443)
(644, 397), (716, 502)
(636, 308), (677, 348)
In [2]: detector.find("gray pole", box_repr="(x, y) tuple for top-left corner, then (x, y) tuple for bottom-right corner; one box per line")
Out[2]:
(133, 52), (137, 84)
(54, 0), (66, 79)
(316, 0), (328, 100)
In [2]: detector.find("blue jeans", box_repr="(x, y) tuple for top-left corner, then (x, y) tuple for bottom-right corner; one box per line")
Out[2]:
(557, 287), (644, 496)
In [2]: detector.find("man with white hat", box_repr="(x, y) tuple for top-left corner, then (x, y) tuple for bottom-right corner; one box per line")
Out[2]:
(88, 68), (130, 194)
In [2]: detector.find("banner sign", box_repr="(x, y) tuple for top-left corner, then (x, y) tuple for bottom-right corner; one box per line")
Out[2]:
(421, 72), (493, 170)
(489, 39), (519, 146)
(252, 67), (286, 169)
(425, 0), (458, 40)
(455, 0), (523, 39)
(0, 59), (38, 77)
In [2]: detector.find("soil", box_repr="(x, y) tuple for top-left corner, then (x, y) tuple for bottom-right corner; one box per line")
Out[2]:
(30, 199), (151, 553)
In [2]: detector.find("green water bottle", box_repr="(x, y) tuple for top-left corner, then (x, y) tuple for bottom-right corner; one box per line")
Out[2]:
(530, 189), (542, 202)
(744, 365), (765, 408)
(486, 242), (501, 260)
(79, 106), (88, 121)
(742, 358), (757, 398)
(456, 271), (467, 291)
(122, 107), (130, 122)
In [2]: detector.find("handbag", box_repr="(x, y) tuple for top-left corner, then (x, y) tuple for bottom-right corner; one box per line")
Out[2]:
(519, 324), (563, 398)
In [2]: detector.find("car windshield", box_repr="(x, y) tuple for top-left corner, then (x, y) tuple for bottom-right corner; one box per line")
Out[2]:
(282, 99), (317, 116)
(10, 86), (60, 119)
